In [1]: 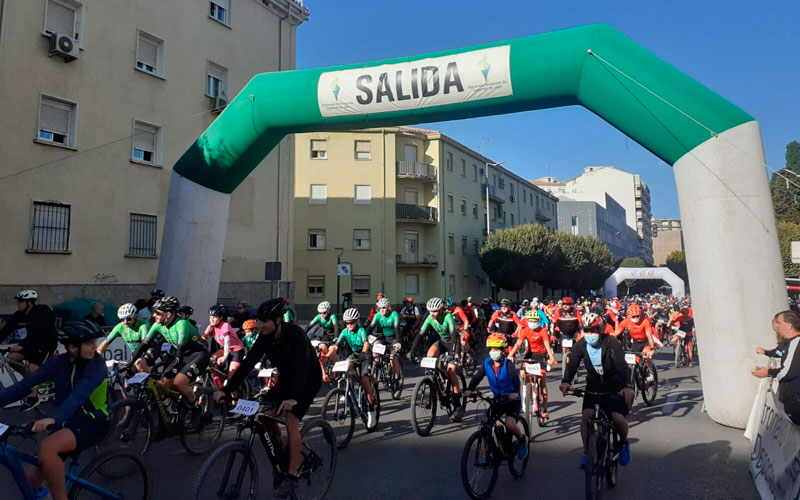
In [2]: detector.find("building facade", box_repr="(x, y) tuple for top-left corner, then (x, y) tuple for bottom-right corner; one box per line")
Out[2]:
(293, 127), (558, 318)
(555, 193), (638, 261)
(0, 0), (307, 312)
(652, 218), (684, 265)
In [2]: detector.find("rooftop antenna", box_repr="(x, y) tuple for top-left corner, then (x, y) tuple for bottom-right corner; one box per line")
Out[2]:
(479, 137), (489, 156)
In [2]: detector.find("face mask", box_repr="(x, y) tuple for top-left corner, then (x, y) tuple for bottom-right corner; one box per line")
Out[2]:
(489, 350), (503, 362)
(631, 317), (640, 323)
(527, 320), (537, 329)
(584, 334), (600, 346)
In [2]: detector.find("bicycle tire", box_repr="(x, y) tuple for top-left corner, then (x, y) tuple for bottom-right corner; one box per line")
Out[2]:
(68, 450), (150, 500)
(296, 419), (338, 500)
(630, 365), (639, 404)
(606, 432), (618, 488)
(179, 386), (227, 455)
(585, 431), (604, 500)
(95, 398), (153, 463)
(674, 340), (681, 368)
(536, 380), (547, 428)
(389, 356), (404, 400)
(460, 430), (498, 500)
(411, 377), (437, 436)
(507, 417), (530, 478)
(640, 362), (658, 406)
(321, 387), (355, 448)
(361, 377), (381, 433)
(190, 440), (258, 500)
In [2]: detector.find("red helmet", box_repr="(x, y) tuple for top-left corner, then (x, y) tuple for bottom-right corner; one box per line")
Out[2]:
(242, 319), (257, 330)
(627, 304), (642, 316)
(562, 297), (574, 305)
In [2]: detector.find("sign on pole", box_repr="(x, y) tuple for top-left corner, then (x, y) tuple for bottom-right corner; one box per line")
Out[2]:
(792, 241), (800, 264)
(337, 262), (352, 276)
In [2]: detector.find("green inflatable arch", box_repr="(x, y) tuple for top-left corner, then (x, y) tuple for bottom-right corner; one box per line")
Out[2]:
(159, 23), (786, 429)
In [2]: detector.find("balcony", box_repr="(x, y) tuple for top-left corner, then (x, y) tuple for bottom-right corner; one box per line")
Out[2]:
(535, 211), (551, 223)
(480, 183), (506, 203)
(397, 161), (437, 181)
(396, 254), (439, 268)
(396, 203), (438, 223)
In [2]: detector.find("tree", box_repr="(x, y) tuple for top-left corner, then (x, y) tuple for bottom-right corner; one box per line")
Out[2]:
(583, 237), (616, 290)
(787, 141), (800, 174)
(665, 250), (689, 290)
(770, 141), (800, 224)
(479, 224), (560, 292)
(777, 221), (800, 276)
(618, 257), (646, 296)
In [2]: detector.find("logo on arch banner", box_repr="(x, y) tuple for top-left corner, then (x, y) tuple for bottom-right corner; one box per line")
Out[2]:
(318, 45), (513, 118)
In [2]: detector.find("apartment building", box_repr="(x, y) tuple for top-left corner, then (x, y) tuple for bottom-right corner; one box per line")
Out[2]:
(293, 127), (558, 318)
(0, 0), (308, 311)
(555, 193), (639, 261)
(652, 218), (684, 265)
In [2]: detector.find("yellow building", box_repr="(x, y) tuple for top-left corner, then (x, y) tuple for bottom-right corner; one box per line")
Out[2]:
(293, 127), (558, 317)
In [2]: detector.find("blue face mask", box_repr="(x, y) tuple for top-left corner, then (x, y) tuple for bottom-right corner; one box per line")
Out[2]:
(583, 334), (601, 347)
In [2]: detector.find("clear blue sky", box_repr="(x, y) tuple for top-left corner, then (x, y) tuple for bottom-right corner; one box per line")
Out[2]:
(295, 0), (799, 219)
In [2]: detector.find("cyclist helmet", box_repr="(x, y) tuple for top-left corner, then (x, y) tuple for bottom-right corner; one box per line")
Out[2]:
(562, 297), (574, 305)
(343, 308), (360, 322)
(486, 333), (508, 348)
(680, 306), (690, 315)
(209, 304), (227, 317)
(426, 297), (444, 312)
(627, 304), (642, 317)
(446, 297), (454, 307)
(257, 298), (288, 322)
(237, 300), (248, 308)
(117, 303), (138, 320)
(151, 288), (165, 297)
(377, 298), (391, 309)
(522, 299), (530, 306)
(178, 305), (194, 316)
(59, 320), (104, 347)
(15, 289), (38, 301)
(582, 312), (605, 332)
(524, 309), (540, 321)
(376, 293), (384, 301)
(154, 296), (180, 313)
(317, 301), (331, 313)
(242, 319), (257, 330)
(500, 298), (511, 306)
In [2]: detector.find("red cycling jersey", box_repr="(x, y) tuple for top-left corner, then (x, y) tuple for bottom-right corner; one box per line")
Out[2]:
(450, 306), (469, 331)
(617, 316), (653, 342)
(489, 310), (522, 335)
(552, 307), (583, 337)
(518, 326), (550, 354)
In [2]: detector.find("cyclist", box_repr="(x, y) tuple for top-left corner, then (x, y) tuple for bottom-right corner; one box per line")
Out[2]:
(415, 297), (465, 421)
(464, 333), (529, 459)
(305, 301), (339, 350)
(487, 298), (522, 341)
(203, 304), (246, 380)
(328, 308), (376, 427)
(507, 309), (557, 420)
(240, 319), (259, 351)
(367, 292), (391, 323)
(230, 300), (253, 329)
(0, 320), (109, 500)
(97, 303), (149, 355)
(220, 298), (322, 499)
(516, 299), (531, 318)
(463, 298), (479, 327)
(552, 297), (582, 342)
(368, 297), (403, 399)
(560, 313), (634, 468)
(282, 298), (297, 325)
(671, 306), (696, 366)
(448, 297), (473, 358)
(177, 304), (198, 328)
(615, 303), (657, 359)
(0, 289), (58, 377)
(399, 296), (422, 344)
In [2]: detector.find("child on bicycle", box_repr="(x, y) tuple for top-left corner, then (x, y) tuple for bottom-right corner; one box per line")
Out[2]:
(0, 320), (109, 500)
(464, 333), (529, 459)
(204, 304), (246, 380)
(507, 309), (557, 420)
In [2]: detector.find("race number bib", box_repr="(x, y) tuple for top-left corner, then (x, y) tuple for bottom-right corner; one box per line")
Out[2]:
(161, 342), (172, 352)
(562, 339), (573, 348)
(258, 368), (275, 379)
(624, 353), (637, 365)
(420, 357), (438, 369)
(677, 331), (686, 339)
(310, 340), (321, 348)
(372, 343), (386, 355)
(525, 363), (542, 375)
(368, 335), (377, 344)
(229, 399), (260, 416)
(332, 360), (351, 373)
(126, 372), (149, 385)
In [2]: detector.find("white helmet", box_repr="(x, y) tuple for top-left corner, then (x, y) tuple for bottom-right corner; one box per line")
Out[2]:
(317, 301), (331, 313)
(15, 289), (38, 301)
(343, 308), (360, 322)
(377, 298), (391, 309)
(426, 297), (444, 312)
(117, 303), (138, 319)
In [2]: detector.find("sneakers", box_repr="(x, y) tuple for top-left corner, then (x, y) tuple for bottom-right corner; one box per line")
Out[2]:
(516, 437), (529, 459)
(366, 411), (376, 428)
(20, 394), (40, 412)
(451, 404), (465, 422)
(189, 404), (203, 429)
(275, 475), (298, 499)
(619, 442), (631, 466)
(579, 454), (587, 469)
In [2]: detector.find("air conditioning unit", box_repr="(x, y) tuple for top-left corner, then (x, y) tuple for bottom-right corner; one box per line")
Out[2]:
(509, 194), (516, 202)
(48, 32), (79, 62)
(210, 94), (228, 113)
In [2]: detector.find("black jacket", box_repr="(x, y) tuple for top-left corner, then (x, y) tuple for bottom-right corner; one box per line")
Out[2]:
(0, 304), (58, 353)
(562, 335), (630, 393)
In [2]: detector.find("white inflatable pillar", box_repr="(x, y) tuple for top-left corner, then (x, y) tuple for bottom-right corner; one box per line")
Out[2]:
(674, 121), (787, 428)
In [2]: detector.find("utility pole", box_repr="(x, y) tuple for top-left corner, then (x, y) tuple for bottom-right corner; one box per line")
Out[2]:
(484, 161), (505, 235)
(335, 246), (344, 315)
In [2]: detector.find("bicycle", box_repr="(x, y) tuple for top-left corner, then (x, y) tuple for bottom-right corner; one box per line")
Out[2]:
(672, 326), (692, 368)
(104, 359), (135, 404)
(190, 392), (337, 500)
(624, 351), (657, 406)
(320, 355), (380, 448)
(460, 392), (530, 500)
(0, 346), (56, 415)
(411, 354), (467, 436)
(369, 337), (404, 400)
(521, 358), (551, 428)
(459, 333), (478, 377)
(408, 330), (437, 364)
(0, 421), (150, 499)
(568, 389), (621, 500)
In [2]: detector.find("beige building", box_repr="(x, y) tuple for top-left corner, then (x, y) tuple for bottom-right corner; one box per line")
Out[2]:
(293, 127), (558, 318)
(0, 0), (307, 312)
(652, 218), (684, 265)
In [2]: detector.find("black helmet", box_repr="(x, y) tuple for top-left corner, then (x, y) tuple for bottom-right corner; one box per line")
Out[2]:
(209, 304), (227, 317)
(178, 305), (194, 316)
(151, 288), (165, 297)
(59, 320), (104, 347)
(237, 300), (248, 308)
(257, 298), (287, 322)
(154, 296), (180, 313)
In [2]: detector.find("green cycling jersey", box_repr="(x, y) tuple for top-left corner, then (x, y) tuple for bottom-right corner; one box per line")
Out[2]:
(310, 313), (338, 334)
(143, 318), (204, 360)
(105, 319), (149, 352)
(242, 332), (259, 350)
(336, 327), (368, 352)
(370, 310), (399, 338)
(420, 312), (456, 342)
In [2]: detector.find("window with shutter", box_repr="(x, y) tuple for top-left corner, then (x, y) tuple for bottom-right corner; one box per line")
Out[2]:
(209, 0), (229, 25)
(136, 31), (163, 76)
(133, 122), (159, 164)
(354, 185), (372, 205)
(307, 276), (325, 296)
(353, 229), (371, 250)
(46, 1), (76, 37)
(206, 62), (228, 98)
(310, 184), (327, 204)
(311, 139), (327, 159)
(128, 213), (157, 256)
(355, 140), (371, 160)
(353, 276), (370, 296)
(308, 229), (325, 249)
(38, 97), (74, 146)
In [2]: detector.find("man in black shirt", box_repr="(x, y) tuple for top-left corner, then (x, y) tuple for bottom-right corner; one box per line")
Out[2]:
(753, 310), (800, 424)
(82, 301), (106, 328)
(230, 300), (253, 330)
(0, 289), (58, 374)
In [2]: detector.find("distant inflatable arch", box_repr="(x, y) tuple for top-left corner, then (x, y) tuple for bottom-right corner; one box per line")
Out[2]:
(604, 267), (686, 298)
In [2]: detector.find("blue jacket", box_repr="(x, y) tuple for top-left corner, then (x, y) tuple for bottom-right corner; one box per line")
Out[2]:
(0, 353), (108, 426)
(468, 357), (521, 400)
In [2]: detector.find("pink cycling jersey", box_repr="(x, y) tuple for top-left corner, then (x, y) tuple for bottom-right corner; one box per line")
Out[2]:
(204, 322), (244, 352)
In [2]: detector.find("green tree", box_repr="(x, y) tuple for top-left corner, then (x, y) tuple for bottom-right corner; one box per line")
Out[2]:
(479, 224), (560, 292)
(665, 250), (690, 290)
(584, 237), (616, 290)
(777, 221), (800, 276)
(770, 141), (800, 224)
(787, 141), (800, 174)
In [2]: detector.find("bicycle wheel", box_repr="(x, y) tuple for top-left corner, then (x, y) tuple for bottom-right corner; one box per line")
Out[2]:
(296, 419), (338, 500)
(411, 377), (437, 436)
(585, 431), (604, 500)
(180, 386), (227, 455)
(536, 381), (547, 428)
(640, 362), (658, 406)
(460, 430), (499, 500)
(321, 387), (355, 448)
(95, 398), (153, 465)
(629, 367), (639, 404)
(674, 341), (681, 368)
(361, 377), (381, 433)
(606, 432), (618, 488)
(190, 440), (258, 500)
(391, 359), (405, 400)
(523, 381), (535, 431)
(508, 417), (530, 478)
(69, 450), (150, 500)
(464, 350), (477, 377)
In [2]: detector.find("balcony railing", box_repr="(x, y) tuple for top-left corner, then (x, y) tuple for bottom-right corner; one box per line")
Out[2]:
(535, 211), (551, 222)
(396, 254), (438, 268)
(480, 183), (506, 203)
(396, 203), (438, 223)
(397, 161), (437, 180)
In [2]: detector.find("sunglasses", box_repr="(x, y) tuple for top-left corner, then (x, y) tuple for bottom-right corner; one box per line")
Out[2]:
(122, 316), (136, 323)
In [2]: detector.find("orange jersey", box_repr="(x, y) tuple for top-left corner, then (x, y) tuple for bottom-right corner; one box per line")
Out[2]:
(518, 326), (550, 354)
(618, 317), (652, 342)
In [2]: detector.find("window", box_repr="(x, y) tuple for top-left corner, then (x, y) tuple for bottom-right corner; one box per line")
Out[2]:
(136, 30), (164, 77)
(29, 201), (70, 252)
(461, 159), (466, 177)
(498, 177), (505, 190)
(448, 233), (455, 254)
(132, 121), (161, 165)
(474, 238), (480, 255)
(463, 275), (469, 294)
(461, 236), (467, 254)
(45, 0), (82, 42)
(473, 164), (478, 182)
(449, 275), (456, 296)
(355, 185), (372, 205)
(460, 198), (467, 216)
(37, 96), (76, 148)
(307, 276), (324, 297)
(510, 213), (514, 226)
(206, 61), (228, 99)
(209, 0), (230, 25)
(355, 140), (371, 160)
(353, 276), (371, 296)
(308, 229), (325, 249)
(492, 207), (497, 221)
(309, 184), (327, 204)
(128, 213), (157, 256)
(447, 194), (454, 212)
(405, 274), (419, 294)
(310, 139), (327, 159)
(353, 229), (371, 250)
(446, 152), (453, 171)
(472, 202), (478, 219)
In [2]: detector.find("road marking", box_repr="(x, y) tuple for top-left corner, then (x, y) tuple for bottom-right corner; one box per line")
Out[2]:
(662, 393), (679, 415)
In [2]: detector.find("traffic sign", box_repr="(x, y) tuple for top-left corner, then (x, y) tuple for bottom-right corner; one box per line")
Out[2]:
(337, 262), (352, 276)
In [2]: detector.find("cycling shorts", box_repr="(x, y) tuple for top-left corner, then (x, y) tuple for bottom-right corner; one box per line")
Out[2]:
(20, 345), (53, 366)
(264, 364), (322, 420)
(212, 349), (244, 364)
(168, 350), (210, 380)
(433, 339), (455, 355)
(582, 392), (629, 417)
(60, 411), (111, 453)
(142, 346), (171, 366)
(489, 400), (522, 419)
(631, 340), (653, 354)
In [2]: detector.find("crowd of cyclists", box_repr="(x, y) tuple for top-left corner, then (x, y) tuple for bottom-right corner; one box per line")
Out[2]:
(0, 286), (698, 499)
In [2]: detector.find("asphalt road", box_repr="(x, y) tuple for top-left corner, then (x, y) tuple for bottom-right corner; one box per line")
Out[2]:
(0, 350), (759, 500)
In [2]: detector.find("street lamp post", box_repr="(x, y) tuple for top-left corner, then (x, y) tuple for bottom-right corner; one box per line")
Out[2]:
(485, 161), (505, 234)
(335, 246), (344, 315)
